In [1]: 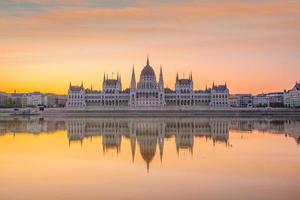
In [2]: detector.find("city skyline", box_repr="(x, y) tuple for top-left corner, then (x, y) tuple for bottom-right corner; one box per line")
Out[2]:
(1, 1), (300, 95)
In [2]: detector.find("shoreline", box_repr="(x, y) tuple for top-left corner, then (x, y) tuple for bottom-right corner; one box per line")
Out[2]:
(1, 107), (300, 118)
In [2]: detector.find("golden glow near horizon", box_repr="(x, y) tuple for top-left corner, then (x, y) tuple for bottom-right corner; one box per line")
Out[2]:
(0, 1), (300, 95)
(1, 125), (300, 199)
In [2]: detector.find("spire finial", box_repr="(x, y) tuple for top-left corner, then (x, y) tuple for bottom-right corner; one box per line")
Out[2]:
(132, 64), (135, 75)
(147, 55), (150, 65)
(69, 82), (71, 87)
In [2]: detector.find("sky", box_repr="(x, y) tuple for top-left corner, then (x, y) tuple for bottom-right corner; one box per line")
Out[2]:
(0, 0), (299, 95)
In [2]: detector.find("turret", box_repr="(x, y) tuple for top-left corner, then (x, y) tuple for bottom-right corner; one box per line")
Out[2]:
(130, 65), (136, 92)
(190, 72), (193, 81)
(147, 55), (150, 66)
(158, 65), (164, 90)
(102, 73), (106, 91)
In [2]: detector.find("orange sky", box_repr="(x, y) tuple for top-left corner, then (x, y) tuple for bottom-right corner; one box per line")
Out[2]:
(0, 0), (299, 94)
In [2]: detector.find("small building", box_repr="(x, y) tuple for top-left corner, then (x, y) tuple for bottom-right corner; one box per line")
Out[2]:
(253, 94), (270, 107)
(229, 95), (237, 107)
(0, 92), (9, 107)
(27, 92), (44, 107)
(267, 92), (284, 108)
(44, 94), (67, 107)
(10, 93), (27, 108)
(284, 82), (300, 108)
(235, 94), (253, 107)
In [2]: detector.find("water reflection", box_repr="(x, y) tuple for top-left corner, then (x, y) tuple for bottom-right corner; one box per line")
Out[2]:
(1, 117), (299, 171)
(1, 117), (299, 200)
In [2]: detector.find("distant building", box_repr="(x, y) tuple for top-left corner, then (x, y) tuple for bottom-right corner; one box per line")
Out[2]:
(284, 82), (300, 108)
(267, 92), (284, 107)
(44, 94), (67, 107)
(0, 92), (9, 107)
(210, 83), (229, 107)
(253, 94), (270, 107)
(229, 95), (237, 107)
(10, 93), (27, 108)
(27, 92), (44, 107)
(67, 57), (229, 109)
(235, 94), (253, 107)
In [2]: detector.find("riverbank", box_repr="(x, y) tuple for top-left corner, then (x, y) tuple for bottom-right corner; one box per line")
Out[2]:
(1, 107), (300, 118)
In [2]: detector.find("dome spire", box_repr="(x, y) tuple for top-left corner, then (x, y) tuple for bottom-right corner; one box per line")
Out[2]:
(147, 55), (150, 66)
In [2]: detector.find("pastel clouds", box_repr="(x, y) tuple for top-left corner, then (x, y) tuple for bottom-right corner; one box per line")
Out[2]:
(0, 0), (299, 94)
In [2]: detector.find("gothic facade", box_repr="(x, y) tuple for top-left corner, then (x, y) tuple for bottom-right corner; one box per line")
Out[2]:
(66, 57), (229, 109)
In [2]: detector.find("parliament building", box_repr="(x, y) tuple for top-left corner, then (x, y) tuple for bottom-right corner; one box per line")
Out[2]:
(66, 57), (229, 109)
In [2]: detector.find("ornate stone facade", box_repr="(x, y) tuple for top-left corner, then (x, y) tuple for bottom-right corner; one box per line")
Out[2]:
(66, 57), (229, 109)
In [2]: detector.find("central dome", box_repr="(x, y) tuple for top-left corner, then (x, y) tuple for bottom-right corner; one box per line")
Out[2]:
(141, 56), (155, 77)
(138, 56), (157, 90)
(141, 65), (155, 77)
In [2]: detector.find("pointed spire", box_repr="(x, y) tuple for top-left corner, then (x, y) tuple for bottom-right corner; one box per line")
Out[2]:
(213, 81), (215, 87)
(225, 82), (227, 87)
(176, 72), (179, 81)
(81, 81), (83, 88)
(159, 137), (164, 163)
(69, 82), (72, 88)
(190, 72), (193, 81)
(132, 65), (135, 75)
(146, 55), (150, 66)
(159, 65), (164, 89)
(103, 73), (106, 82)
(147, 161), (150, 173)
(130, 64), (136, 91)
(131, 137), (136, 163)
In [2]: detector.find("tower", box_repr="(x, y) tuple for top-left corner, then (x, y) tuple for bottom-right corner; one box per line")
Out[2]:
(158, 65), (164, 91)
(102, 73), (106, 91)
(130, 66), (136, 92)
(158, 65), (166, 106)
(130, 65), (136, 106)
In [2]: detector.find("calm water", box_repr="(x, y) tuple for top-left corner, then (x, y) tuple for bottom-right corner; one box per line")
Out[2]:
(0, 117), (300, 200)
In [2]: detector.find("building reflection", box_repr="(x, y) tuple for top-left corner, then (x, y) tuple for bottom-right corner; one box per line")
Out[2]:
(0, 117), (300, 171)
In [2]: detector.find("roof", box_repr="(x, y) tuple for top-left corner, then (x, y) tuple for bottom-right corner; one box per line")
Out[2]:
(0, 92), (8, 96)
(69, 86), (83, 92)
(85, 89), (99, 94)
(294, 83), (300, 90)
(11, 93), (26, 97)
(122, 88), (130, 93)
(165, 88), (175, 93)
(194, 90), (208, 93)
(141, 65), (155, 77)
(212, 85), (227, 92)
(105, 79), (118, 85)
(177, 79), (192, 84)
